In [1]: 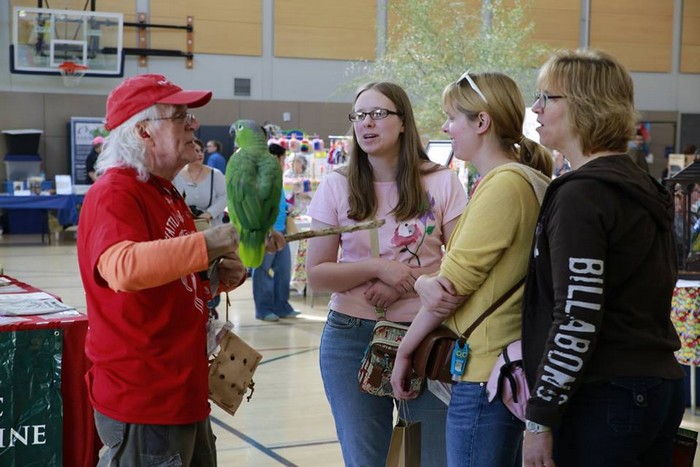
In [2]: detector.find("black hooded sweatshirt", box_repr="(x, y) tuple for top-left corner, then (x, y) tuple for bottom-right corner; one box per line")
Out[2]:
(522, 154), (684, 428)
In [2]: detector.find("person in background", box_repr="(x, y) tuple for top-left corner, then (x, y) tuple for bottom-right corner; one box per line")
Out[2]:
(306, 81), (468, 467)
(552, 149), (570, 177)
(251, 141), (300, 322)
(85, 136), (104, 184)
(284, 153), (309, 178)
(173, 138), (229, 313)
(391, 72), (553, 466)
(77, 74), (247, 466)
(522, 49), (684, 467)
(682, 144), (698, 157)
(173, 139), (228, 227)
(628, 130), (650, 173)
(284, 153), (312, 215)
(205, 139), (227, 174)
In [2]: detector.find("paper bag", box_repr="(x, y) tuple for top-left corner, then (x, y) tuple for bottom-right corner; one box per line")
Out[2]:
(672, 427), (698, 467)
(385, 418), (421, 467)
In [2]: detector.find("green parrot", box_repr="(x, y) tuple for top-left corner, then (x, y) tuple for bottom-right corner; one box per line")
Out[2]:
(226, 119), (283, 268)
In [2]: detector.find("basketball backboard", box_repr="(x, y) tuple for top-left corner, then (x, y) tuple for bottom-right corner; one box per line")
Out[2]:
(11, 7), (124, 77)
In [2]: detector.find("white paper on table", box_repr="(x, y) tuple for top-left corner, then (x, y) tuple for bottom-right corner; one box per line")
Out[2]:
(0, 285), (26, 293)
(37, 310), (83, 319)
(0, 293), (77, 316)
(0, 291), (57, 301)
(0, 316), (32, 325)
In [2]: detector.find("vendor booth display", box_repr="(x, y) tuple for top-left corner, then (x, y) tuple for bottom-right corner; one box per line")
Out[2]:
(0, 275), (100, 466)
(665, 161), (700, 410)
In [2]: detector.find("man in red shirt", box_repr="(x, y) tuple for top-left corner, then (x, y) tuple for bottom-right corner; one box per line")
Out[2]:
(77, 74), (246, 466)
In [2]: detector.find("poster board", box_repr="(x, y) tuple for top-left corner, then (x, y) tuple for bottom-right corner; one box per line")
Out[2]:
(0, 328), (63, 464)
(69, 117), (106, 185)
(55, 175), (72, 195)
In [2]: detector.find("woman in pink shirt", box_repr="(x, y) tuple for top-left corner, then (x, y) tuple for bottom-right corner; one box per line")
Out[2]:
(306, 82), (468, 466)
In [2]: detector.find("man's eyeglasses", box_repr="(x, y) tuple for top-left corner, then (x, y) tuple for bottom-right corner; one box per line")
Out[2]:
(143, 113), (197, 125)
(457, 70), (488, 104)
(533, 92), (566, 109)
(348, 108), (402, 122)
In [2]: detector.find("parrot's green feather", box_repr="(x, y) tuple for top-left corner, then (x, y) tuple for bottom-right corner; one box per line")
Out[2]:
(226, 119), (283, 268)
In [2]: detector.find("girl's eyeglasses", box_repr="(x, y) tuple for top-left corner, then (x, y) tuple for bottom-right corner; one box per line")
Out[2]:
(348, 108), (402, 122)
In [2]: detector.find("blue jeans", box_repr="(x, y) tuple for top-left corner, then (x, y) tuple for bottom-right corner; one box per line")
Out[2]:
(447, 381), (524, 467)
(319, 310), (447, 467)
(553, 377), (685, 467)
(252, 243), (295, 319)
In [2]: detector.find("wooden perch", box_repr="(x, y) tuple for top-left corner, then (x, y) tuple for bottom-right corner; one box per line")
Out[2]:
(284, 219), (386, 242)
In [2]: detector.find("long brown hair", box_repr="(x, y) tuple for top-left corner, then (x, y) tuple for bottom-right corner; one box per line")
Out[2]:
(341, 82), (442, 221)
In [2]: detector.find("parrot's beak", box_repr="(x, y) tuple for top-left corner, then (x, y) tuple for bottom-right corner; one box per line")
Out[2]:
(229, 128), (236, 144)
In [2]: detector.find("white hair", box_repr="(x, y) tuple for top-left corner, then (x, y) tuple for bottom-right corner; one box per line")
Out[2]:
(96, 104), (172, 182)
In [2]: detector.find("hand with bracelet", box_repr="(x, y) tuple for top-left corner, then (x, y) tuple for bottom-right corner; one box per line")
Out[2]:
(523, 422), (555, 467)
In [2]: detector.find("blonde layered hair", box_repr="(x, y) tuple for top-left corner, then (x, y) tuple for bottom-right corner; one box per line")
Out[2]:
(442, 72), (552, 177)
(342, 82), (442, 221)
(537, 48), (638, 155)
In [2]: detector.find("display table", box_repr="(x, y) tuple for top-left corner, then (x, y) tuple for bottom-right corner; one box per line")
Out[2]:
(0, 194), (80, 242)
(0, 275), (100, 466)
(671, 279), (700, 411)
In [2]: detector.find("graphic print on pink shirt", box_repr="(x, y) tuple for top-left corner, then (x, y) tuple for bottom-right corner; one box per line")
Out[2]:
(390, 191), (437, 266)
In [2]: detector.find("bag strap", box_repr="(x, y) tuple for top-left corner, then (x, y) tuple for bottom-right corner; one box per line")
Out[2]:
(458, 276), (525, 341)
(369, 223), (388, 321)
(207, 169), (214, 209)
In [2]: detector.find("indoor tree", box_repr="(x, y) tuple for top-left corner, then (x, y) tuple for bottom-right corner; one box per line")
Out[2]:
(346, 0), (549, 139)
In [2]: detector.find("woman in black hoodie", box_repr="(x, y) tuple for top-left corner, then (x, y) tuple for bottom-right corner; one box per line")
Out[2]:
(522, 49), (685, 467)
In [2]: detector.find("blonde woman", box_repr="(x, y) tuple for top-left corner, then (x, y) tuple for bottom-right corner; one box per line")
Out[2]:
(392, 72), (552, 466)
(522, 48), (684, 467)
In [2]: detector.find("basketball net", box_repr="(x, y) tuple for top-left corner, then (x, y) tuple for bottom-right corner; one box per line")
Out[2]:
(58, 61), (89, 87)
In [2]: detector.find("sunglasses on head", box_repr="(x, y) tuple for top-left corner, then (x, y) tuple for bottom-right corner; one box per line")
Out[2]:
(457, 70), (488, 104)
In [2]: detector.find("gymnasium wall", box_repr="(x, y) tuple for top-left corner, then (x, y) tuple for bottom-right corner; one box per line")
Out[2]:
(0, 0), (699, 181)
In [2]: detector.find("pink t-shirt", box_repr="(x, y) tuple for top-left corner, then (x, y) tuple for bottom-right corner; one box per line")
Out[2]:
(307, 167), (467, 322)
(77, 167), (210, 425)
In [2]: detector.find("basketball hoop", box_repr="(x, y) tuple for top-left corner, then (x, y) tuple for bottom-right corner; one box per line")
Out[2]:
(58, 61), (89, 87)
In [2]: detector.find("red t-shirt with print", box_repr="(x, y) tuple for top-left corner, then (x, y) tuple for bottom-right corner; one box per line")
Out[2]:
(77, 167), (210, 424)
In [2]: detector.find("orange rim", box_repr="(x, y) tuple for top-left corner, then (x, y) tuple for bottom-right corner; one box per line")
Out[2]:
(58, 61), (89, 74)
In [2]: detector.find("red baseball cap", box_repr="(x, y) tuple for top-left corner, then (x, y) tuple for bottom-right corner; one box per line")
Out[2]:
(105, 74), (212, 130)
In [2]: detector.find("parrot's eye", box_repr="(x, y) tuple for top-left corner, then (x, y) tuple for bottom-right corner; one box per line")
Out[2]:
(348, 108), (402, 122)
